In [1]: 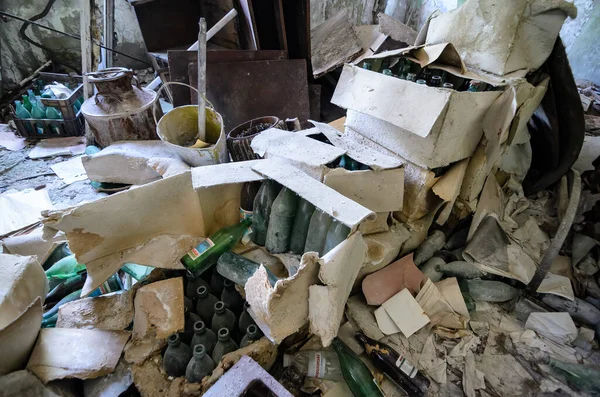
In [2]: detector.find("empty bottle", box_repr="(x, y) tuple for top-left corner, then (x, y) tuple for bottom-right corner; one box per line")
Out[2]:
(31, 104), (45, 134)
(240, 324), (262, 347)
(184, 296), (194, 314)
(416, 79), (427, 85)
(43, 289), (83, 321)
(211, 301), (236, 336)
(323, 220), (351, 255)
(163, 334), (192, 377)
(185, 344), (215, 383)
(216, 252), (278, 287)
(290, 199), (315, 254)
(382, 69), (393, 76)
(282, 350), (342, 380)
(186, 274), (212, 300)
(212, 328), (238, 364)
(221, 279), (244, 313)
(467, 80), (487, 92)
(180, 218), (252, 277)
(304, 210), (333, 256)
(210, 269), (225, 295)
(406, 73), (417, 82)
(46, 254), (86, 280)
(442, 82), (454, 89)
(22, 94), (33, 112)
(180, 308), (202, 344)
(429, 75), (442, 87)
(331, 338), (384, 397)
(436, 261), (486, 279)
(46, 106), (62, 120)
(191, 320), (217, 356)
(251, 180), (281, 246)
(240, 181), (261, 221)
(14, 101), (32, 119)
(355, 332), (429, 396)
(546, 357), (600, 394)
(195, 286), (218, 326)
(460, 280), (520, 302)
(362, 62), (372, 70)
(238, 302), (256, 335)
(45, 273), (86, 305)
(265, 187), (299, 253)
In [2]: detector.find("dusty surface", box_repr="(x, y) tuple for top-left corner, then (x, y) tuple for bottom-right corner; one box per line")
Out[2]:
(56, 290), (134, 330)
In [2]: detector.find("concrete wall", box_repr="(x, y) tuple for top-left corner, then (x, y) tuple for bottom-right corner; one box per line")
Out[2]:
(562, 0), (600, 84)
(310, 0), (380, 26)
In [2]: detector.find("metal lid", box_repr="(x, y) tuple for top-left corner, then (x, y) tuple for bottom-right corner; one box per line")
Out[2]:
(86, 67), (132, 83)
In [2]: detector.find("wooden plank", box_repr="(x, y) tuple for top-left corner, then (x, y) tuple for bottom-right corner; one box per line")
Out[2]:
(168, 50), (288, 107)
(188, 59), (310, 132)
(251, 0), (287, 51)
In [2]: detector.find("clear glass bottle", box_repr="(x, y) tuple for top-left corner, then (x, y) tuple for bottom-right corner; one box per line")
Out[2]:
(304, 210), (333, 256)
(323, 220), (351, 255)
(185, 344), (216, 383)
(265, 187), (299, 253)
(163, 334), (192, 377)
(282, 350), (343, 380)
(290, 199), (315, 255)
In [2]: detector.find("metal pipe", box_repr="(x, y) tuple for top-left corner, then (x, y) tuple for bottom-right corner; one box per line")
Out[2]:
(0, 10), (151, 65)
(197, 18), (207, 142)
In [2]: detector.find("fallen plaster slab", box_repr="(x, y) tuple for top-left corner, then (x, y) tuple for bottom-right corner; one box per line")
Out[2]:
(399, 161), (441, 222)
(308, 232), (367, 346)
(133, 277), (185, 340)
(0, 297), (42, 376)
(57, 290), (134, 330)
(124, 337), (167, 365)
(2, 226), (66, 266)
(27, 328), (131, 384)
(0, 188), (53, 236)
(83, 360), (133, 397)
(415, 278), (470, 330)
(345, 294), (385, 341)
(245, 254), (320, 344)
(0, 369), (77, 397)
(0, 254), (47, 328)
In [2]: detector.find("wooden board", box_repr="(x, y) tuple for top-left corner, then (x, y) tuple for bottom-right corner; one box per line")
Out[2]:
(188, 59), (310, 132)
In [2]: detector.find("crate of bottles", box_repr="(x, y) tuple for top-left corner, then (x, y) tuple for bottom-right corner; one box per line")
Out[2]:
(12, 72), (85, 138)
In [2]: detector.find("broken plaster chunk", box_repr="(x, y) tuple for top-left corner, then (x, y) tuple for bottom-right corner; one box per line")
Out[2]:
(124, 337), (167, 365)
(382, 289), (430, 338)
(57, 290), (134, 330)
(345, 294), (384, 341)
(308, 233), (367, 346)
(362, 253), (427, 305)
(133, 277), (185, 340)
(245, 253), (320, 344)
(83, 359), (133, 397)
(27, 328), (131, 384)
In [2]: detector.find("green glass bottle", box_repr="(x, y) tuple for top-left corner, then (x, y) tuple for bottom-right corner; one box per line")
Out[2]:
(22, 95), (33, 112)
(304, 210), (333, 256)
(323, 220), (351, 255)
(31, 103), (46, 134)
(460, 280), (519, 302)
(240, 324), (262, 347)
(45, 254), (86, 280)
(45, 273), (86, 305)
(216, 252), (278, 287)
(191, 320), (217, 356)
(265, 187), (299, 253)
(180, 218), (252, 277)
(251, 180), (281, 246)
(46, 106), (63, 135)
(185, 344), (216, 383)
(290, 199), (315, 254)
(14, 101), (32, 119)
(211, 328), (238, 364)
(547, 358), (600, 394)
(331, 338), (384, 397)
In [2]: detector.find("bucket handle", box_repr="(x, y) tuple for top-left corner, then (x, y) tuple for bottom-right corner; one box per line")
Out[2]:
(152, 81), (214, 127)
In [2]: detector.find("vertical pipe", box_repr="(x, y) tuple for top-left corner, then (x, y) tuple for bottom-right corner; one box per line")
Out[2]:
(103, 0), (115, 68)
(197, 18), (207, 142)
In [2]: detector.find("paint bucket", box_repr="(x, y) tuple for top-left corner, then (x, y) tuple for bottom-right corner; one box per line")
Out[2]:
(153, 82), (228, 165)
(226, 116), (285, 162)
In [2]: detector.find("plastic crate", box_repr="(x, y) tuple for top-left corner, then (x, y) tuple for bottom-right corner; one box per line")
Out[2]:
(12, 72), (85, 139)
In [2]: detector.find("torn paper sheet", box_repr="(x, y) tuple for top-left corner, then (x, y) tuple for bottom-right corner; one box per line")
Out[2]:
(28, 137), (86, 159)
(0, 254), (48, 328)
(362, 253), (427, 305)
(51, 156), (88, 185)
(433, 158), (469, 225)
(309, 233), (367, 346)
(0, 297), (42, 376)
(419, 334), (446, 384)
(463, 351), (485, 397)
(27, 328), (130, 383)
(133, 278), (184, 340)
(2, 226), (66, 266)
(416, 278), (469, 329)
(382, 289), (430, 338)
(0, 127), (26, 151)
(537, 272), (575, 300)
(0, 189), (53, 236)
(467, 173), (504, 241)
(246, 254), (320, 344)
(525, 312), (578, 345)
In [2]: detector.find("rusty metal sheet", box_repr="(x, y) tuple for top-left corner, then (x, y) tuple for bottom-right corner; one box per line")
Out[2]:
(188, 59), (310, 132)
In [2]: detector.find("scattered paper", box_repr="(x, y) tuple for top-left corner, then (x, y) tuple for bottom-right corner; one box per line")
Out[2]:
(374, 306), (401, 335)
(0, 128), (26, 151)
(416, 278), (469, 329)
(28, 137), (86, 159)
(382, 289), (430, 338)
(0, 189), (53, 236)
(51, 156), (87, 184)
(537, 272), (575, 300)
(525, 312), (578, 344)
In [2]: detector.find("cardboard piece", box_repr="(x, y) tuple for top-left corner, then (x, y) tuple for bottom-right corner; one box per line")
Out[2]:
(374, 306), (401, 335)
(308, 232), (367, 346)
(352, 24), (388, 65)
(44, 171), (204, 264)
(0, 189), (53, 236)
(432, 158), (469, 225)
(0, 297), (42, 376)
(2, 226), (66, 266)
(50, 156), (88, 185)
(57, 290), (134, 330)
(525, 312), (578, 345)
(425, 0), (577, 75)
(357, 223), (411, 283)
(362, 253), (427, 305)
(245, 256), (320, 344)
(382, 289), (430, 338)
(0, 254), (47, 328)
(467, 174), (504, 241)
(416, 279), (468, 329)
(27, 328), (131, 383)
(28, 137), (86, 159)
(133, 278), (185, 340)
(334, 61), (502, 168)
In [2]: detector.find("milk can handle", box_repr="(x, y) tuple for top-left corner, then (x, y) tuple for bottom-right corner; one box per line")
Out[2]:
(152, 81), (214, 126)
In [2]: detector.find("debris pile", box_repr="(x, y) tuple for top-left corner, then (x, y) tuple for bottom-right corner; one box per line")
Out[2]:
(1, 0), (600, 396)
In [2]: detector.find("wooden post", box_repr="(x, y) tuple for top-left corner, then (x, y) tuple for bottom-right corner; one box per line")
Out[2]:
(103, 0), (115, 68)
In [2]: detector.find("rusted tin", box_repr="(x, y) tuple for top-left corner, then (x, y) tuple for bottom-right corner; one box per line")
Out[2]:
(81, 67), (162, 148)
(226, 116), (284, 162)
